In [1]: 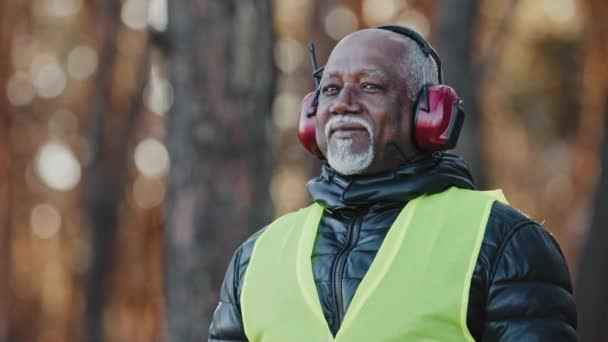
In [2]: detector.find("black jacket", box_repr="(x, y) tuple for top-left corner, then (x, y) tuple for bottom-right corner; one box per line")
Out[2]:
(209, 153), (577, 341)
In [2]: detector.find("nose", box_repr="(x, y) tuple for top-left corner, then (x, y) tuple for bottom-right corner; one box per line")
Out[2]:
(329, 86), (362, 115)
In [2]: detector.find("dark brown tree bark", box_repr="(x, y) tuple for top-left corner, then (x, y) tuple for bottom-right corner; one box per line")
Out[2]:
(82, 1), (121, 337)
(81, 3), (122, 341)
(574, 0), (608, 340)
(165, 1), (275, 340)
(82, 1), (150, 340)
(576, 93), (608, 341)
(433, 0), (485, 186)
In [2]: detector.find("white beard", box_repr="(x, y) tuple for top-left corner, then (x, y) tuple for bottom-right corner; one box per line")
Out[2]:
(325, 116), (374, 175)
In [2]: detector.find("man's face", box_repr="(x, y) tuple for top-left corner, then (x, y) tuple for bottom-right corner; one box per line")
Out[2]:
(315, 29), (418, 175)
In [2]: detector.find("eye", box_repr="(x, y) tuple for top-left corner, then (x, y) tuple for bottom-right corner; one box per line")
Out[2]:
(361, 82), (382, 91)
(321, 84), (340, 96)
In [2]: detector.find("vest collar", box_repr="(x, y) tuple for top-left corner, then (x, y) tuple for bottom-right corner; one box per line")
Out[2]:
(306, 152), (475, 209)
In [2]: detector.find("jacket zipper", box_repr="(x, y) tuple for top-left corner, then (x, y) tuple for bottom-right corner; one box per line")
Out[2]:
(331, 209), (365, 329)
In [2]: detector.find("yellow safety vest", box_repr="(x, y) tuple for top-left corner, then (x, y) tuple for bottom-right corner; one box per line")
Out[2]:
(241, 187), (506, 342)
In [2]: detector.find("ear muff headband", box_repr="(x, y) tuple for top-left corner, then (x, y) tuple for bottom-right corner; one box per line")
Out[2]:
(374, 25), (444, 84)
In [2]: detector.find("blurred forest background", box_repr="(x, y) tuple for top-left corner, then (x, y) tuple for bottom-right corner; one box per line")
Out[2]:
(0, 0), (607, 341)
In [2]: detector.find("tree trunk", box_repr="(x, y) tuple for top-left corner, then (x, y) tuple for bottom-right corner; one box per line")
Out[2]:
(82, 0), (149, 340)
(165, 1), (275, 340)
(82, 2), (121, 341)
(433, 0), (485, 186)
(574, 0), (608, 339)
(576, 91), (608, 341)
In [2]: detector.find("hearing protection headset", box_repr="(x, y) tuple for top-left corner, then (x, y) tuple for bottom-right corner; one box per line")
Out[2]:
(297, 25), (465, 159)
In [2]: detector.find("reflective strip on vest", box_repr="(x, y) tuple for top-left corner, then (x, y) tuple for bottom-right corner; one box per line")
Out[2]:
(241, 187), (507, 342)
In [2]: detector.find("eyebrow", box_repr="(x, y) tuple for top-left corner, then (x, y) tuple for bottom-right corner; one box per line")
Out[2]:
(323, 69), (391, 82)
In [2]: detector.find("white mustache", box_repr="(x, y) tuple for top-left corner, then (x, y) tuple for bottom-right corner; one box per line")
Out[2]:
(324, 116), (373, 141)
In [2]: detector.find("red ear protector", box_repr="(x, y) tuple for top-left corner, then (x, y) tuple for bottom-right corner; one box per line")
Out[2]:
(297, 25), (465, 159)
(298, 91), (323, 158)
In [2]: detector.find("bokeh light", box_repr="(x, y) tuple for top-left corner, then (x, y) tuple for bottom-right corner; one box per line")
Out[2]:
(134, 138), (170, 177)
(30, 55), (67, 99)
(35, 141), (82, 191)
(324, 5), (359, 41)
(274, 38), (306, 74)
(43, 0), (82, 17)
(144, 65), (174, 115)
(30, 203), (62, 239)
(67, 45), (98, 80)
(148, 0), (168, 32)
(6, 72), (35, 106)
(121, 0), (149, 31)
(542, 0), (577, 24)
(362, 0), (401, 26)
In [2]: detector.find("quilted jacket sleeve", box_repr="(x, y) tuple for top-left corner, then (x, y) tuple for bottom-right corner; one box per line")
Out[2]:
(482, 221), (578, 341)
(209, 227), (264, 342)
(208, 247), (248, 342)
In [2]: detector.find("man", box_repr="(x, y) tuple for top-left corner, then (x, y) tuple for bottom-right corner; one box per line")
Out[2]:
(209, 27), (577, 341)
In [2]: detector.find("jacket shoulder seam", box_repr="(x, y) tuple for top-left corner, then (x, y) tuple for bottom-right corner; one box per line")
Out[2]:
(487, 220), (540, 283)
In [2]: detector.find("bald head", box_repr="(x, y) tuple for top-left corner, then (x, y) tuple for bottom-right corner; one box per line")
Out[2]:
(325, 29), (439, 101)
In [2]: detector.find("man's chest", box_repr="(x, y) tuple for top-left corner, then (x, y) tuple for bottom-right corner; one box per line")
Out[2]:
(310, 209), (397, 335)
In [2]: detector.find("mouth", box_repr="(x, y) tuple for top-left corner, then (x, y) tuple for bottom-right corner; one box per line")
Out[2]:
(330, 123), (369, 138)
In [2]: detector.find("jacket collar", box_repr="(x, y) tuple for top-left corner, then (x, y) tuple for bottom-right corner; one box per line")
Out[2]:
(307, 152), (475, 209)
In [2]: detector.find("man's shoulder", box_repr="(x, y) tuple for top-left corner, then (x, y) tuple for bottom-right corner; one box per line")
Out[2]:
(487, 200), (539, 233)
(485, 200), (552, 246)
(234, 225), (266, 268)
(476, 199), (576, 337)
(478, 201), (563, 280)
(480, 201), (569, 283)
